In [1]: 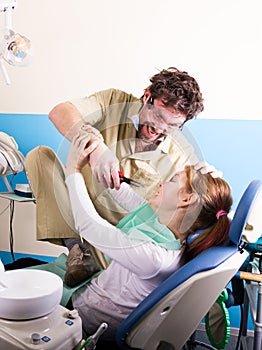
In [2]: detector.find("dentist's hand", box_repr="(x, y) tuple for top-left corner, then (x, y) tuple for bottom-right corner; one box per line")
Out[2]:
(194, 161), (223, 178)
(66, 132), (101, 176)
(88, 142), (120, 189)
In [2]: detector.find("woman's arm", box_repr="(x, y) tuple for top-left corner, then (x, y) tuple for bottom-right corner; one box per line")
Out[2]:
(65, 172), (163, 278)
(107, 184), (146, 212)
(65, 131), (166, 277)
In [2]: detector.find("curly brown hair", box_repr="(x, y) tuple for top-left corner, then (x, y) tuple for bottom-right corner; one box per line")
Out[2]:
(147, 67), (204, 121)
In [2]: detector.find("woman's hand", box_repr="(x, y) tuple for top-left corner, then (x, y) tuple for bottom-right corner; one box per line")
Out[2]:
(66, 131), (101, 176)
(66, 124), (121, 189)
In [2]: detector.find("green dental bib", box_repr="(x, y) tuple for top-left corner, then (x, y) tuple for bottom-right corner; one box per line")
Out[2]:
(116, 203), (181, 250)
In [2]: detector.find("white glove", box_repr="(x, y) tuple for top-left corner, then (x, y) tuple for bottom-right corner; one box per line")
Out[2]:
(88, 142), (120, 189)
(66, 131), (101, 176)
(194, 161), (223, 178)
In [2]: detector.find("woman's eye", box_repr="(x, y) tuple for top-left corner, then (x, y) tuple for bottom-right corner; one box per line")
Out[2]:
(171, 175), (179, 182)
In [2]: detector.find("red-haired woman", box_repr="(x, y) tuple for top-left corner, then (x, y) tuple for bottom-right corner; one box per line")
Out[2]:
(64, 132), (232, 341)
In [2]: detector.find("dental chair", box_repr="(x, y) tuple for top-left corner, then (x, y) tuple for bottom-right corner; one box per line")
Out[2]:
(110, 179), (262, 350)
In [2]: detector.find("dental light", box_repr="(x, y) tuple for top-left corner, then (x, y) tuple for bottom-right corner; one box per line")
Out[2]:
(0, 0), (31, 85)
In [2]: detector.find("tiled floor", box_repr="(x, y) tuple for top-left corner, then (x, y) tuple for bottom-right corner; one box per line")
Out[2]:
(194, 330), (238, 349)
(194, 329), (254, 349)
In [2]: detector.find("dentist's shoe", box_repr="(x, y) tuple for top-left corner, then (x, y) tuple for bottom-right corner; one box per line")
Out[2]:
(64, 244), (100, 287)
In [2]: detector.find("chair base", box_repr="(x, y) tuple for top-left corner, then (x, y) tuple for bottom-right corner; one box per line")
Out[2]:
(181, 332), (217, 350)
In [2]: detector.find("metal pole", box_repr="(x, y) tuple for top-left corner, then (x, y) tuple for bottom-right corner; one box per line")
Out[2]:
(253, 282), (262, 350)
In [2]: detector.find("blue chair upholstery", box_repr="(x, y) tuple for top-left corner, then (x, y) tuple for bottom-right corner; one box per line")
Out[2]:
(115, 180), (262, 350)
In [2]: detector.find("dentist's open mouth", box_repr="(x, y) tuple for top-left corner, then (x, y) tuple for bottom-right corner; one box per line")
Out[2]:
(148, 125), (157, 135)
(146, 125), (166, 139)
(138, 123), (164, 141)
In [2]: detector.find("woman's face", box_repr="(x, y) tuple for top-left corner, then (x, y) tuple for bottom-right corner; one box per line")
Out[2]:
(148, 170), (189, 213)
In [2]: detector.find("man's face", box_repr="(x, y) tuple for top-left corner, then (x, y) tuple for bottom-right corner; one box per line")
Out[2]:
(137, 95), (187, 143)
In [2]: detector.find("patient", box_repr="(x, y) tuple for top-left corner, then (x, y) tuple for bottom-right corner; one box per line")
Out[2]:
(65, 132), (232, 341)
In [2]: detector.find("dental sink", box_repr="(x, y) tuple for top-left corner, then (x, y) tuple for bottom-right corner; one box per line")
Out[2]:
(0, 269), (63, 320)
(0, 269), (82, 349)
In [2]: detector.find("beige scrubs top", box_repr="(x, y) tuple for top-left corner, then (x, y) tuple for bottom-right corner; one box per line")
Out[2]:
(70, 88), (198, 225)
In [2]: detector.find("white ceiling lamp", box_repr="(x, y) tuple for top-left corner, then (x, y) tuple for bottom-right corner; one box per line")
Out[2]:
(0, 0), (31, 85)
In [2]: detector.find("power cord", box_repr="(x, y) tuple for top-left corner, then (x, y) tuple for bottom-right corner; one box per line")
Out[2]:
(0, 139), (34, 263)
(9, 199), (15, 262)
(235, 303), (244, 350)
(0, 174), (17, 263)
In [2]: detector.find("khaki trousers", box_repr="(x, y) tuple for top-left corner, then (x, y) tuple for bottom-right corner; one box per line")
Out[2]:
(25, 146), (108, 269)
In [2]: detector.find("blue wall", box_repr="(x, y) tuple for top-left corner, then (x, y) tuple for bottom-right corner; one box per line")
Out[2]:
(1, 114), (262, 204)
(186, 119), (262, 209)
(0, 113), (63, 155)
(1, 113), (261, 331)
(0, 113), (68, 190)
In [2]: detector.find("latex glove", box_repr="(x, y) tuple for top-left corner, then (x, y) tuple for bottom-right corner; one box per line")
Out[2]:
(194, 161), (223, 178)
(88, 141), (120, 189)
(66, 131), (101, 176)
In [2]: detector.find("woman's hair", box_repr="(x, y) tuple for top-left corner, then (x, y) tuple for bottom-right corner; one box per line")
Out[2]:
(183, 165), (233, 261)
(147, 67), (204, 121)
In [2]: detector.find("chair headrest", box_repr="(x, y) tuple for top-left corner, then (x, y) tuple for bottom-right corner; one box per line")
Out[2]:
(186, 229), (206, 246)
(229, 180), (262, 246)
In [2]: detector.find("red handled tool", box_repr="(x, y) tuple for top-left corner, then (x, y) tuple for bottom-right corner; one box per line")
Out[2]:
(118, 171), (141, 187)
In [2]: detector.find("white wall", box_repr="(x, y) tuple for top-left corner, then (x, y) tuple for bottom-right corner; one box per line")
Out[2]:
(0, 199), (67, 256)
(1, 0), (262, 119)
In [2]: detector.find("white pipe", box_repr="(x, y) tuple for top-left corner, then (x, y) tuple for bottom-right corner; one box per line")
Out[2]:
(0, 58), (11, 84)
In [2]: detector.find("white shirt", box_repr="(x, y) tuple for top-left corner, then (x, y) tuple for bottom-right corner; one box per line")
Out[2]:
(66, 173), (185, 340)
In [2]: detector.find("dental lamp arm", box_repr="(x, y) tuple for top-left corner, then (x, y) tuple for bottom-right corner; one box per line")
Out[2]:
(1, 1), (31, 85)
(0, 2), (14, 85)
